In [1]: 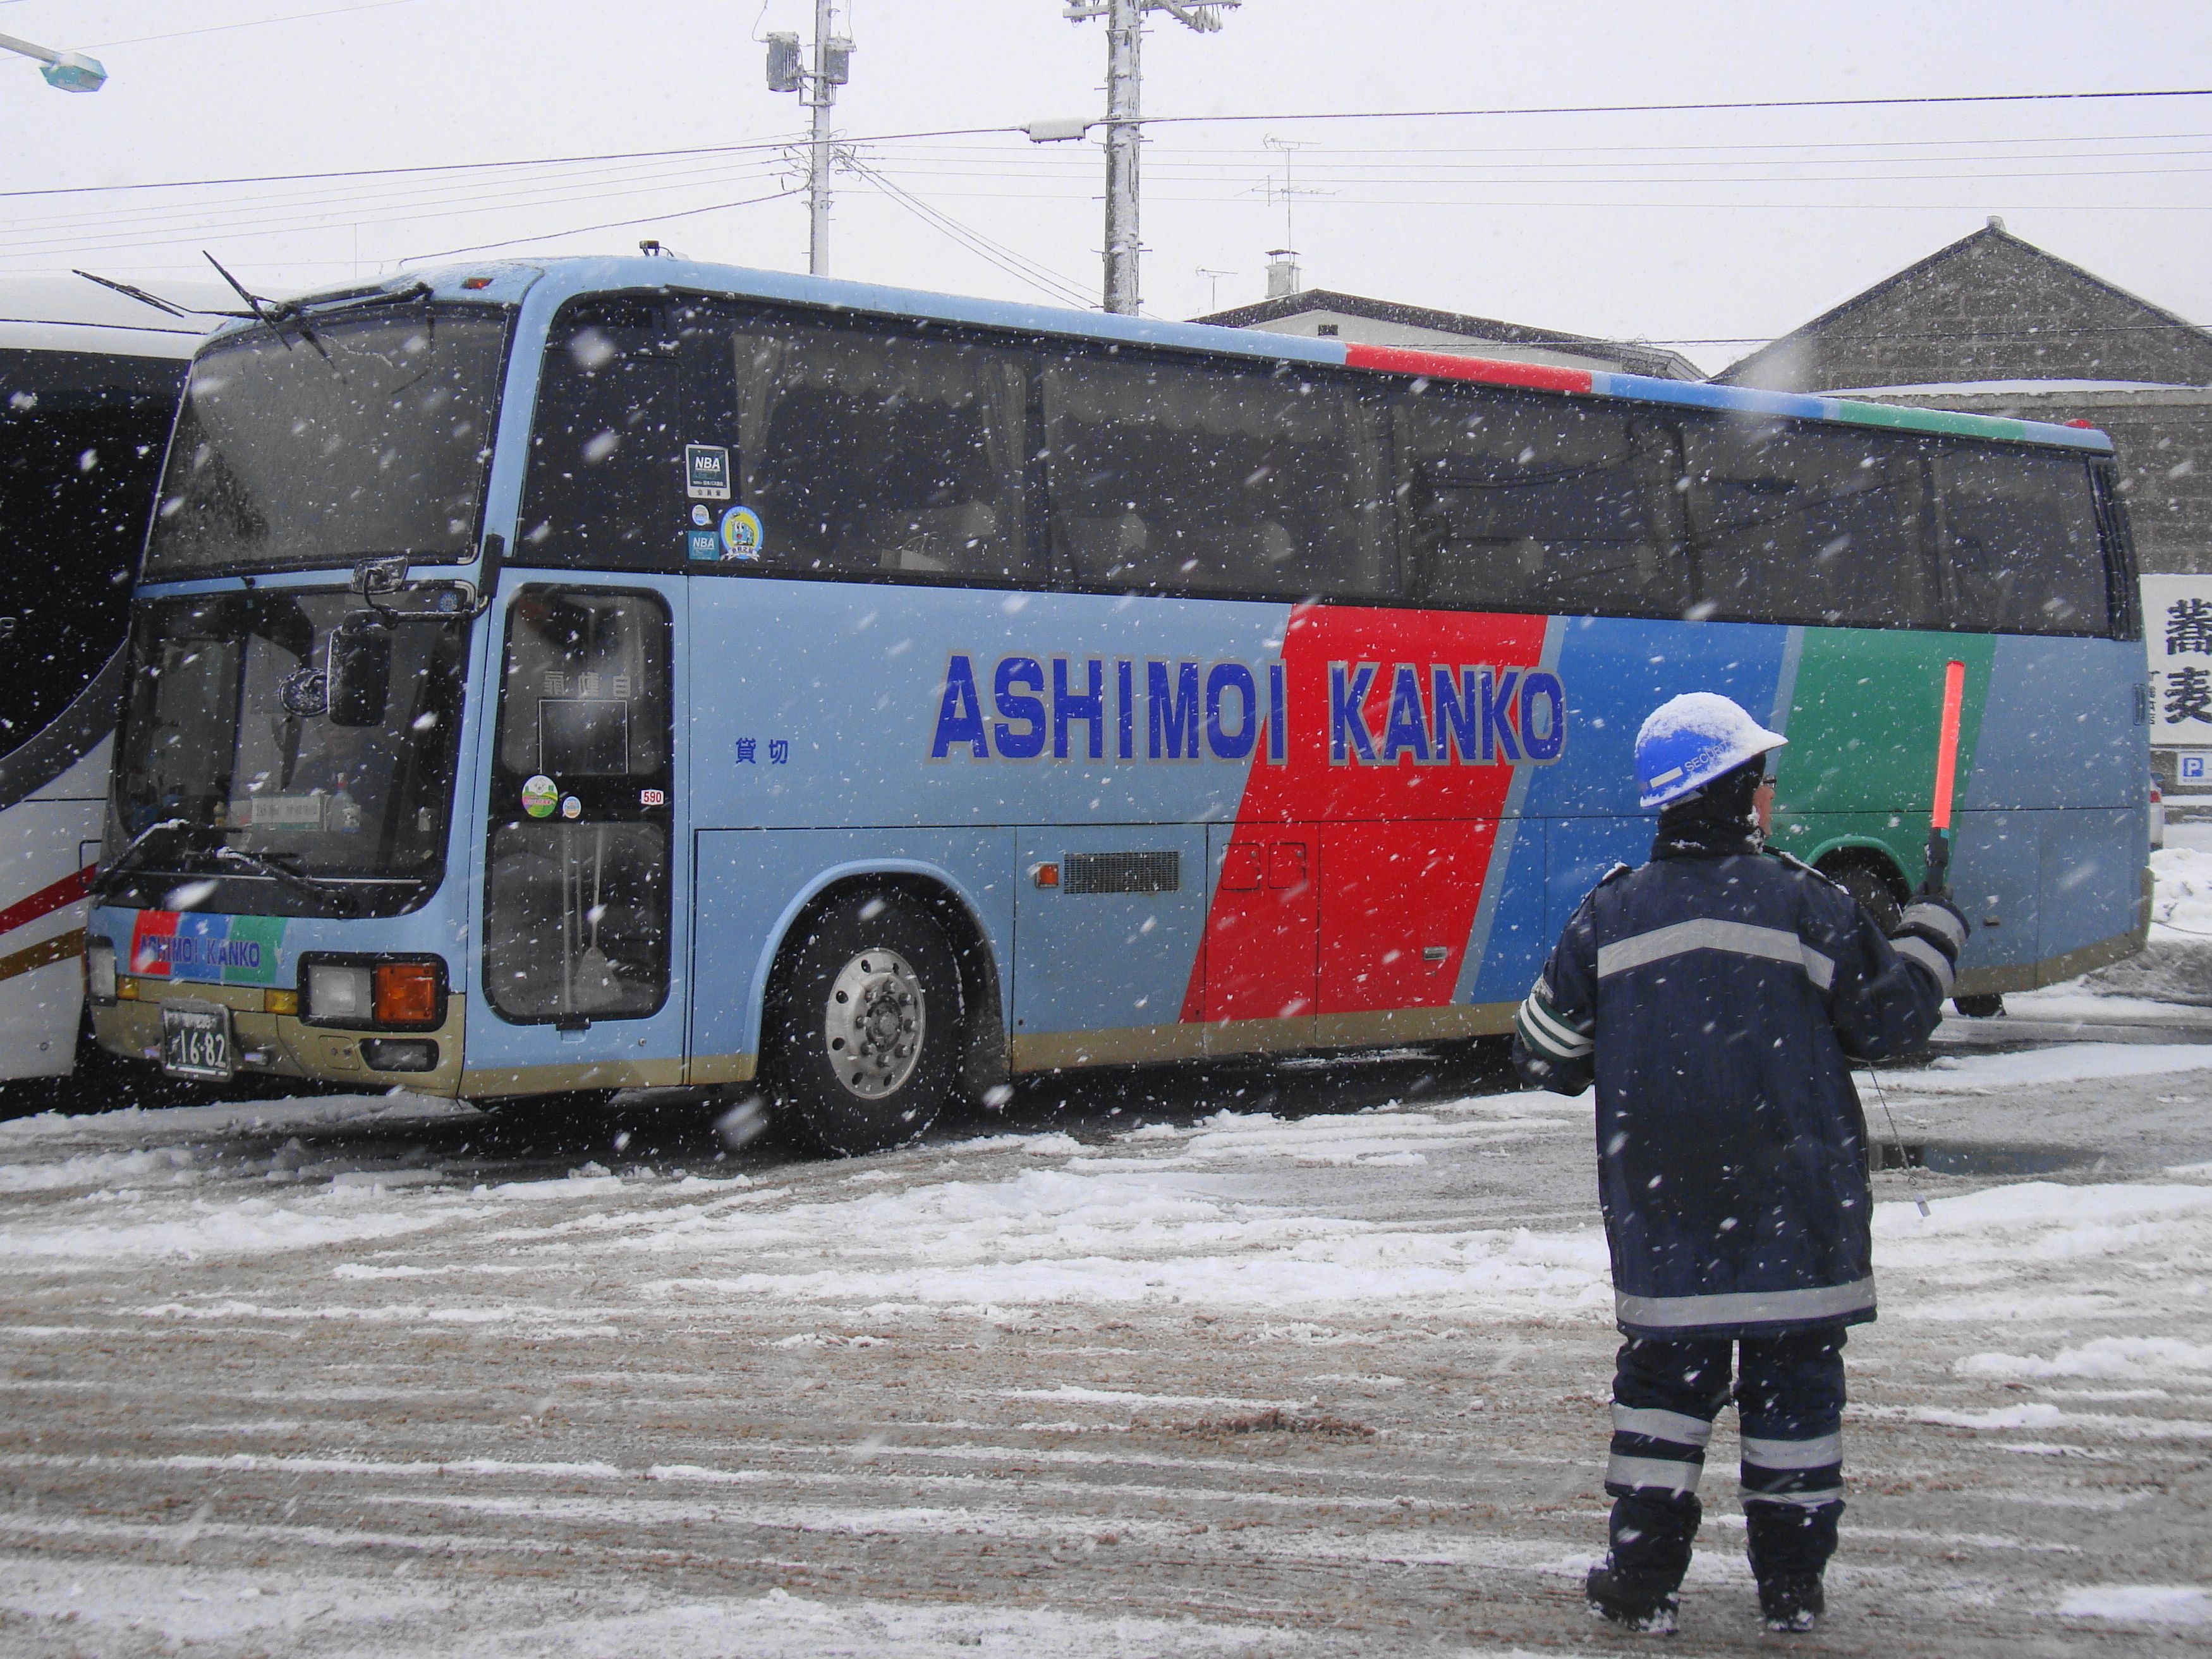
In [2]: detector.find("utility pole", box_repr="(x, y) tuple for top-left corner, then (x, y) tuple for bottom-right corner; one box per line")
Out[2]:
(765, 4), (852, 277)
(1051, 1), (1238, 315)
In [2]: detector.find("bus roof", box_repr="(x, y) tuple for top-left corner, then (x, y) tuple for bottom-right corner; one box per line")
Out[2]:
(289, 256), (2122, 456)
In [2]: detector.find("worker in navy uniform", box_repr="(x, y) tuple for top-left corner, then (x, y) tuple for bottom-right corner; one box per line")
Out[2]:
(1511, 692), (1966, 1636)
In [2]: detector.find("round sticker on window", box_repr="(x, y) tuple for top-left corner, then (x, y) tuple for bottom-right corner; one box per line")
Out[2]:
(690, 503), (710, 527)
(561, 795), (582, 820)
(719, 505), (764, 562)
(521, 775), (558, 818)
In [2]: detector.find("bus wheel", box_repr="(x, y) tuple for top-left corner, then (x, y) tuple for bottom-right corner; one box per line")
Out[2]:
(1821, 857), (1903, 935)
(766, 889), (961, 1157)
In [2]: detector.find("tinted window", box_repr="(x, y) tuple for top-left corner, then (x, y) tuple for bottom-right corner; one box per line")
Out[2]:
(145, 308), (507, 577)
(1936, 446), (2108, 636)
(517, 300), (684, 569)
(1043, 355), (1392, 599)
(485, 587), (672, 1022)
(0, 348), (183, 755)
(1401, 387), (1682, 616)
(1680, 418), (1938, 629)
(726, 322), (1029, 581)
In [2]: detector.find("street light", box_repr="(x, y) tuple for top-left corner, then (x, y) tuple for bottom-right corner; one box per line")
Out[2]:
(0, 30), (107, 93)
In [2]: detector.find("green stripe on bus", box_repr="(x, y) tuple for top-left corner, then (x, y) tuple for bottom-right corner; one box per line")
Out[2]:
(1825, 399), (2032, 443)
(1769, 629), (1996, 890)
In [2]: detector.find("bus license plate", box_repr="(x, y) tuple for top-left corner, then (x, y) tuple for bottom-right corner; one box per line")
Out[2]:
(160, 1004), (234, 1081)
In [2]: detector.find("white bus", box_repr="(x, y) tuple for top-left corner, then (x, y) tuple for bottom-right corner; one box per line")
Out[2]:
(0, 276), (207, 1086)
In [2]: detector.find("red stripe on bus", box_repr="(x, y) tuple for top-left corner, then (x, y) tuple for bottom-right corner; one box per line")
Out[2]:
(1182, 607), (1550, 1027)
(1340, 343), (1595, 395)
(0, 864), (95, 940)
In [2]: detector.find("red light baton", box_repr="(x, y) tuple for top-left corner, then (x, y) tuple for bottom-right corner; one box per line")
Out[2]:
(1923, 660), (1967, 897)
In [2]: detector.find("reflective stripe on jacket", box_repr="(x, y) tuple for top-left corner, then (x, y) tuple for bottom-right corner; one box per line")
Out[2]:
(1512, 848), (1947, 1340)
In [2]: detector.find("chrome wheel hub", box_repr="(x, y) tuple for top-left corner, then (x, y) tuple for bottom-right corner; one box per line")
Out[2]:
(823, 948), (926, 1100)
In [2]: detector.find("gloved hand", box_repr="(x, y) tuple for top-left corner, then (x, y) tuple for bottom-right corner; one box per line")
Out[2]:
(1891, 894), (1967, 997)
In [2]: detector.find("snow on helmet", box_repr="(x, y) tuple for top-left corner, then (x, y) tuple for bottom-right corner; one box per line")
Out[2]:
(1634, 693), (1786, 810)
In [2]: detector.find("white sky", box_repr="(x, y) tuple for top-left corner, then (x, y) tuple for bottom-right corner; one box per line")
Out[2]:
(0, 0), (2206, 373)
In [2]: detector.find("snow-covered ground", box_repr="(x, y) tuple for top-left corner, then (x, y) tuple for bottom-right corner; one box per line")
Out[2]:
(0, 1019), (2208, 1656)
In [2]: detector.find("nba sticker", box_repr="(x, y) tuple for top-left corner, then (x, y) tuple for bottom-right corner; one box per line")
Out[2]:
(684, 444), (732, 501)
(719, 505), (764, 561)
(686, 529), (720, 561)
(521, 774), (558, 818)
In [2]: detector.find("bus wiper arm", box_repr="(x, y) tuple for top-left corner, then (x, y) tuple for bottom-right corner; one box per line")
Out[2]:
(90, 818), (198, 896)
(73, 270), (253, 321)
(204, 252), (331, 360)
(212, 846), (363, 915)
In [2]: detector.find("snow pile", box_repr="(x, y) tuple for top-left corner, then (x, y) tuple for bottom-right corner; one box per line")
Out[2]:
(1875, 1042), (2212, 1094)
(2057, 1584), (2212, 1625)
(1957, 1336), (2212, 1382)
(2151, 846), (2212, 938)
(0, 1190), (463, 1263)
(631, 1156), (1616, 1316)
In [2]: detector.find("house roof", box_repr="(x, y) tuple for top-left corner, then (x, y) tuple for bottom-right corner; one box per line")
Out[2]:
(1717, 221), (2212, 388)
(1191, 288), (1702, 381)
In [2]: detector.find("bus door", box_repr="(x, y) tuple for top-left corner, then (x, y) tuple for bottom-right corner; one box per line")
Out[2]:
(468, 576), (690, 1095)
(1201, 825), (1319, 1051)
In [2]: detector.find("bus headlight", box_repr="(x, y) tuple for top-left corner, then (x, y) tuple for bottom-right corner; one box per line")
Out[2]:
(85, 940), (116, 1004)
(301, 957), (446, 1030)
(304, 961), (372, 1024)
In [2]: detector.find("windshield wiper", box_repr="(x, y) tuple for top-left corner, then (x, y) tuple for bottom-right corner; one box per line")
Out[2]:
(205, 252), (331, 361)
(89, 818), (198, 899)
(213, 846), (363, 916)
(73, 270), (253, 322)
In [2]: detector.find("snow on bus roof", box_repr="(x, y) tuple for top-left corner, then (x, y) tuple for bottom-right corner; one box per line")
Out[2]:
(323, 256), (2113, 456)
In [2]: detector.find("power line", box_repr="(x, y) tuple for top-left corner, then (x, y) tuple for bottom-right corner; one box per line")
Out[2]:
(846, 159), (1094, 310)
(1136, 87), (2212, 130)
(85, 0), (427, 50)
(399, 185), (803, 265)
(7, 88), (2206, 203)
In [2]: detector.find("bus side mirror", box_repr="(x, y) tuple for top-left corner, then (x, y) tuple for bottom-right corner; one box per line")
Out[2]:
(327, 612), (392, 727)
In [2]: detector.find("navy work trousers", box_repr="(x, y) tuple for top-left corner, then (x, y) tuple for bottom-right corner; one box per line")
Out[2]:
(1601, 1329), (1847, 1590)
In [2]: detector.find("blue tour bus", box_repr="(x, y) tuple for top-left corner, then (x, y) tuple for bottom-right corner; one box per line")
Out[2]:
(85, 258), (2147, 1151)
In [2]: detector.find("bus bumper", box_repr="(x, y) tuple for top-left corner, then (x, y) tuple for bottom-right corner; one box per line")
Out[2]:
(92, 978), (466, 1097)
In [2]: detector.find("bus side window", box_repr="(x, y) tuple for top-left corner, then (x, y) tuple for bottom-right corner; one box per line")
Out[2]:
(1041, 355), (1392, 600)
(1934, 446), (2108, 636)
(516, 301), (684, 570)
(485, 587), (672, 1024)
(722, 324), (1030, 582)
(1399, 387), (1684, 617)
(1680, 418), (1940, 630)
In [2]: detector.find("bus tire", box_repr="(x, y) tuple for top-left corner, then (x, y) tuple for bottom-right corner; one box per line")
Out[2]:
(1821, 855), (1904, 936)
(765, 888), (962, 1157)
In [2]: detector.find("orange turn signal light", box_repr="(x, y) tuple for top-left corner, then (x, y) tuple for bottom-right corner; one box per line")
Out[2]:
(1034, 862), (1060, 888)
(372, 961), (441, 1026)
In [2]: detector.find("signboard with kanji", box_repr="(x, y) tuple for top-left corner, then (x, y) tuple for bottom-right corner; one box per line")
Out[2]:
(2144, 575), (2212, 746)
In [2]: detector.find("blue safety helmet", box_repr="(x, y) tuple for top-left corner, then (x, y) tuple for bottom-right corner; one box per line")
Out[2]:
(1634, 693), (1787, 810)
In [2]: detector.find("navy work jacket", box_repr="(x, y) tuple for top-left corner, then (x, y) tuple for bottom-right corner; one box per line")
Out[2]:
(1512, 845), (1945, 1340)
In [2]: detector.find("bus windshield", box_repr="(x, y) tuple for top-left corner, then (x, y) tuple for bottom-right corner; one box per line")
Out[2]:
(142, 306), (508, 579)
(102, 590), (469, 916)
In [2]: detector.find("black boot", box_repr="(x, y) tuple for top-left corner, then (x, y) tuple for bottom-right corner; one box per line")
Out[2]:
(1746, 1500), (1839, 1633)
(1588, 1490), (1699, 1635)
(1586, 1562), (1680, 1635)
(1757, 1572), (1825, 1634)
